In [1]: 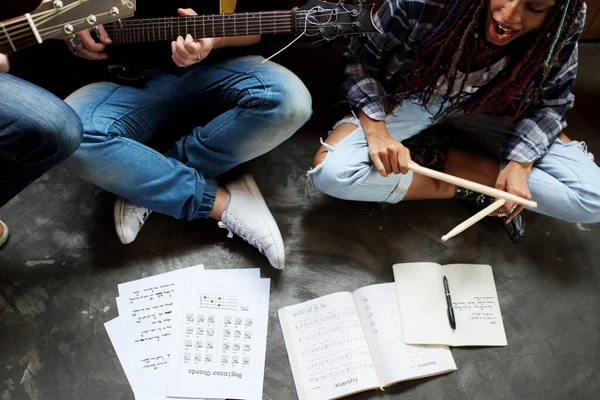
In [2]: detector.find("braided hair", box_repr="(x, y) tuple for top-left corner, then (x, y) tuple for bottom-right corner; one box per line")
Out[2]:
(391, 0), (584, 120)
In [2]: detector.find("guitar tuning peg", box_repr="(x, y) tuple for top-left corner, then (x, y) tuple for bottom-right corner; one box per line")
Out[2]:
(69, 34), (81, 48)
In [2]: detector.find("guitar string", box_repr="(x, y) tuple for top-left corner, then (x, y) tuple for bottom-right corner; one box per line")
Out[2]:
(1, 19), (295, 47)
(0, 9), (355, 38)
(103, 9), (359, 39)
(262, 4), (336, 63)
(0, 0), (80, 34)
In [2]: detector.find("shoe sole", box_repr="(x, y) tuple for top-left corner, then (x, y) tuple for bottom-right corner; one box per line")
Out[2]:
(114, 197), (131, 245)
(0, 220), (8, 248)
(240, 175), (286, 269)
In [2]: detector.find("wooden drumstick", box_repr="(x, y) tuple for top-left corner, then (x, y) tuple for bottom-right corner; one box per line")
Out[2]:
(441, 199), (506, 242)
(408, 161), (537, 209)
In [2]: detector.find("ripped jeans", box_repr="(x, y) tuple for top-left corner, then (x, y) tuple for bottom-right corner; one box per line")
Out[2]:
(307, 100), (600, 224)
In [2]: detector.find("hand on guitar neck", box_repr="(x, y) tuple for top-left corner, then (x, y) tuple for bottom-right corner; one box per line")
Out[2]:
(66, 8), (260, 67)
(171, 8), (259, 68)
(64, 24), (112, 61)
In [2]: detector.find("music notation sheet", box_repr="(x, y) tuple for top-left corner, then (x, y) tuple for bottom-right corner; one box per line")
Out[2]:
(107, 265), (260, 400)
(166, 274), (271, 400)
(279, 284), (457, 400)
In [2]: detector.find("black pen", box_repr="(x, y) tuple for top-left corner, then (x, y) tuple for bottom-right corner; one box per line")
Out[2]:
(443, 276), (456, 330)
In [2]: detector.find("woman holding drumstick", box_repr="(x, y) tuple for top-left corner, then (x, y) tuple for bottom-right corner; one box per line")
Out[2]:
(309, 0), (599, 243)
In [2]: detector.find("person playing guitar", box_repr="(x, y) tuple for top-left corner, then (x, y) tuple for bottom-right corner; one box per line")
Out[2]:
(61, 0), (313, 270)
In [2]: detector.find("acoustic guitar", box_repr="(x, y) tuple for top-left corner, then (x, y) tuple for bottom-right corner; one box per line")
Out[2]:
(0, 0), (136, 55)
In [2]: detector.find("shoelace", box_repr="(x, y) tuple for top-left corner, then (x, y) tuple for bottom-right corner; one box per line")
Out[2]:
(578, 141), (595, 161)
(218, 220), (265, 254)
(129, 207), (151, 228)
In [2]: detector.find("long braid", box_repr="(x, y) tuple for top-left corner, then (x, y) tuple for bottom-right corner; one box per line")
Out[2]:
(404, 0), (483, 111)
(429, 0), (486, 111)
(464, 0), (578, 117)
(391, 0), (584, 119)
(514, 0), (581, 117)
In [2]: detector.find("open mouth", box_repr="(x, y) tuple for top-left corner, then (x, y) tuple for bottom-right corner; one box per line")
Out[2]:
(488, 18), (519, 43)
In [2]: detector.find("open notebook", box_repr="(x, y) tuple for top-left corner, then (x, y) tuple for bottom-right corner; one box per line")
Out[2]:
(393, 263), (507, 347)
(278, 283), (457, 400)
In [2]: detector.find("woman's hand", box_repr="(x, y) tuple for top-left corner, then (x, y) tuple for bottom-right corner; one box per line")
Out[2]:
(359, 111), (412, 176)
(365, 128), (412, 176)
(495, 161), (533, 223)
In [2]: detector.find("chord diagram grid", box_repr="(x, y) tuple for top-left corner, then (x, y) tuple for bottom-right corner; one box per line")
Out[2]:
(199, 294), (239, 311)
(182, 314), (253, 367)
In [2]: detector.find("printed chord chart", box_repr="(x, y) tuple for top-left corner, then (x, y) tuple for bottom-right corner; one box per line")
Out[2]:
(199, 294), (239, 310)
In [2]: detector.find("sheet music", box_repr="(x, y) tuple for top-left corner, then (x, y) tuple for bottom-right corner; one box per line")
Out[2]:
(353, 283), (457, 386)
(104, 318), (135, 389)
(116, 266), (259, 399)
(278, 292), (379, 400)
(105, 317), (222, 400)
(167, 276), (270, 400)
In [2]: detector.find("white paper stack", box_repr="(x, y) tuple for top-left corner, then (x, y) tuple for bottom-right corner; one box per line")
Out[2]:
(104, 265), (271, 400)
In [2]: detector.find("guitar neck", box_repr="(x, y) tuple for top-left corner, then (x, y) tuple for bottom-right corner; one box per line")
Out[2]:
(0, 0), (137, 55)
(106, 11), (299, 44)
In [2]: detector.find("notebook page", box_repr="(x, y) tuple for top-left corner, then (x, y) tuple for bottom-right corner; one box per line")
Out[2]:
(444, 264), (507, 346)
(393, 263), (452, 345)
(278, 292), (380, 400)
(353, 283), (457, 386)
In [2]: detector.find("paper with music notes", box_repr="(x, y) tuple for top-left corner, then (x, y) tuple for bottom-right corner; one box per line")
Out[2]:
(278, 292), (380, 400)
(167, 274), (271, 400)
(115, 266), (258, 400)
(279, 285), (458, 399)
(353, 283), (457, 386)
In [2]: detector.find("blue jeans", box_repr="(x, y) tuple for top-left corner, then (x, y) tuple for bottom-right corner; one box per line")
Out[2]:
(0, 74), (83, 207)
(309, 100), (600, 224)
(64, 56), (312, 220)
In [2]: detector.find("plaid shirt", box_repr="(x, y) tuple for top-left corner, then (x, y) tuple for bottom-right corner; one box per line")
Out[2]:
(343, 0), (587, 163)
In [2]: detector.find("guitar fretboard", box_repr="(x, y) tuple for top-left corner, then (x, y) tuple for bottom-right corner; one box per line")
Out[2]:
(106, 11), (302, 44)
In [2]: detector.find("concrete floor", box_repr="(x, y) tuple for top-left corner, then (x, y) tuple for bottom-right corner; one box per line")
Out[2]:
(1, 43), (599, 400)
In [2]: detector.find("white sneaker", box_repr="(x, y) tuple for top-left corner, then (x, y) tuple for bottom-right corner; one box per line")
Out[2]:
(0, 220), (8, 248)
(114, 197), (152, 244)
(218, 175), (285, 270)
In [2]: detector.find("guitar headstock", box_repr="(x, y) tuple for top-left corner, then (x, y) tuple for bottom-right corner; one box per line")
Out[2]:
(36, 0), (136, 40)
(296, 0), (381, 40)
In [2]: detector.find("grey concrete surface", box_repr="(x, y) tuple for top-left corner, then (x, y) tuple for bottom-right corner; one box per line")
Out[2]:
(0, 43), (599, 400)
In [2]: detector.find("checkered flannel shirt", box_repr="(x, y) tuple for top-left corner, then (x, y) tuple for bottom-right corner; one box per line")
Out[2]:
(343, 0), (587, 162)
